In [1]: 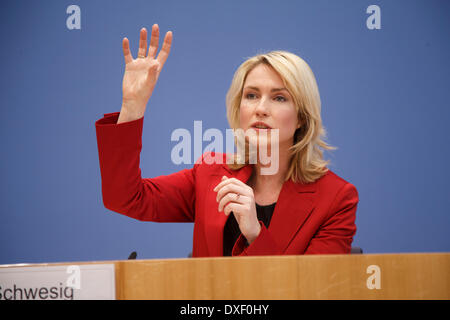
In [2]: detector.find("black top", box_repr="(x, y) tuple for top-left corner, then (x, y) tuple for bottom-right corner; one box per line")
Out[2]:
(223, 202), (276, 256)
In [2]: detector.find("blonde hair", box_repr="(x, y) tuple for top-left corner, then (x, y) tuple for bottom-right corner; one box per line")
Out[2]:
(225, 50), (335, 184)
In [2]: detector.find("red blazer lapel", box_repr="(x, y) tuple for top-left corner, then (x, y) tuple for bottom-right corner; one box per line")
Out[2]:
(268, 179), (317, 252)
(202, 162), (317, 256)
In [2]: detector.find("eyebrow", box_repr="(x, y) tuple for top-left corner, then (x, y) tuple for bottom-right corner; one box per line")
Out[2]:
(243, 86), (289, 93)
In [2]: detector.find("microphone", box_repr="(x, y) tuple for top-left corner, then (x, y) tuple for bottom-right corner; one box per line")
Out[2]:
(128, 251), (137, 260)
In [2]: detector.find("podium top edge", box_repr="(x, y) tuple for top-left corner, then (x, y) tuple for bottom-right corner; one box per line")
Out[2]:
(1, 252), (449, 268)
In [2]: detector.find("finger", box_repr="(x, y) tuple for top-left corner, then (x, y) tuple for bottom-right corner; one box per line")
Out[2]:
(144, 60), (160, 87)
(213, 176), (233, 192)
(224, 202), (245, 217)
(218, 192), (246, 212)
(216, 182), (246, 204)
(216, 183), (248, 205)
(137, 27), (148, 58)
(147, 24), (160, 58)
(214, 176), (249, 193)
(156, 30), (173, 68)
(122, 37), (133, 64)
(146, 60), (160, 78)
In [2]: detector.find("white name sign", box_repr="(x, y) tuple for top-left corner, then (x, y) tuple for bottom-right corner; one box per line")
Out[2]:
(0, 264), (115, 300)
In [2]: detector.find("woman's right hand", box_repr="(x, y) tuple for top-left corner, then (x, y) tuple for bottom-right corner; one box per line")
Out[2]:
(118, 24), (173, 124)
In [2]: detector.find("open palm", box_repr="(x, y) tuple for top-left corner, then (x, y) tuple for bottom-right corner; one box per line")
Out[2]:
(121, 24), (173, 118)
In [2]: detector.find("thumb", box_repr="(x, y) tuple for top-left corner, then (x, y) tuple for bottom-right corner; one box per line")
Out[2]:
(145, 60), (160, 85)
(154, 60), (161, 73)
(148, 60), (160, 74)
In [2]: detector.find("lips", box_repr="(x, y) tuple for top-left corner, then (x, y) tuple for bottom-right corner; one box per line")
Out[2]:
(250, 121), (272, 129)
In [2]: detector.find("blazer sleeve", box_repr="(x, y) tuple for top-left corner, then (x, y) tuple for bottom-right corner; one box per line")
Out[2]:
(231, 222), (282, 256)
(231, 182), (358, 256)
(95, 112), (196, 222)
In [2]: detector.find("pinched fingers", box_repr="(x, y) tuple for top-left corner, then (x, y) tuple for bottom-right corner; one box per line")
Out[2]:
(215, 177), (253, 212)
(215, 180), (248, 202)
(218, 190), (247, 212)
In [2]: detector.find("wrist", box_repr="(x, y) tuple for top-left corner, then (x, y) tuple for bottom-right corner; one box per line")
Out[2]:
(245, 221), (262, 245)
(118, 100), (146, 124)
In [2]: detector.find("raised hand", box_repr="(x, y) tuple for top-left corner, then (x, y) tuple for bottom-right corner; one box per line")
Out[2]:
(118, 24), (173, 124)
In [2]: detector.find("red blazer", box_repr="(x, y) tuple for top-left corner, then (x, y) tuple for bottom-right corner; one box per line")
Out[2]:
(95, 112), (358, 257)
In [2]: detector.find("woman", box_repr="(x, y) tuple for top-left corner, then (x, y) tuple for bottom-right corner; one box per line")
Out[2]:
(95, 24), (358, 257)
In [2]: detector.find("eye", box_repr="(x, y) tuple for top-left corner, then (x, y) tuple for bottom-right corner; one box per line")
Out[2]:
(275, 95), (287, 102)
(245, 93), (257, 99)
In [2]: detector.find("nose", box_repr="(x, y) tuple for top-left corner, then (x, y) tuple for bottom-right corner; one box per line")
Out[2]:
(254, 97), (270, 117)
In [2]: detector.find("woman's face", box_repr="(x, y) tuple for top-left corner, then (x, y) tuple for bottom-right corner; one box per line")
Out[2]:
(239, 63), (300, 150)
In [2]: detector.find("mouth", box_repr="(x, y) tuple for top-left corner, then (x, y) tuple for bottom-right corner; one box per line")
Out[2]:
(250, 121), (272, 130)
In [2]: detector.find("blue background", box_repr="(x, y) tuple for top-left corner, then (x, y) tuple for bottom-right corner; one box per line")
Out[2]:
(1, 0), (449, 264)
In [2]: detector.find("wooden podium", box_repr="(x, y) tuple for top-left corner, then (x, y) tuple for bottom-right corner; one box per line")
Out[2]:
(1, 253), (449, 299)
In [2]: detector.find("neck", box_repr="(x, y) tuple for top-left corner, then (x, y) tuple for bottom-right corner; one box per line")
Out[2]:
(248, 142), (292, 192)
